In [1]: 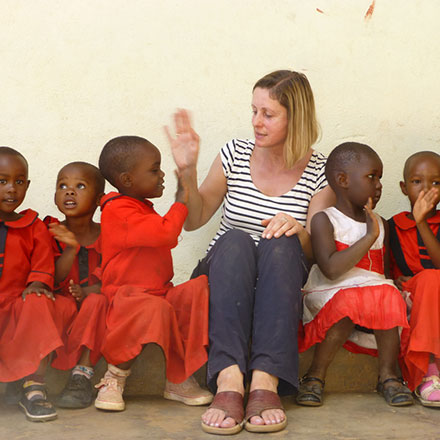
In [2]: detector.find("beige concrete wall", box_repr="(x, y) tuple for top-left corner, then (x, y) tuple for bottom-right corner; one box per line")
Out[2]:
(1, 0), (439, 283)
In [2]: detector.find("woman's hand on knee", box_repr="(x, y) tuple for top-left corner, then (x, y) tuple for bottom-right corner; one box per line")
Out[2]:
(261, 213), (303, 239)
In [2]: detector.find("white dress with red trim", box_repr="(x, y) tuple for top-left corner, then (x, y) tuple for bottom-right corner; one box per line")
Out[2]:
(300, 207), (409, 355)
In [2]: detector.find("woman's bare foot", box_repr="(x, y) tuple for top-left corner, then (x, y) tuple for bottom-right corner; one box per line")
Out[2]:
(247, 370), (285, 426)
(201, 365), (244, 429)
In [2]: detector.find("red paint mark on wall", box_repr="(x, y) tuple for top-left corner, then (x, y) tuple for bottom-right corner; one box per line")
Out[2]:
(316, 8), (324, 14)
(365, 0), (376, 20)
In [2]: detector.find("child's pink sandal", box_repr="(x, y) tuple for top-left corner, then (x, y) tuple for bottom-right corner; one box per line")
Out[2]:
(415, 375), (440, 408)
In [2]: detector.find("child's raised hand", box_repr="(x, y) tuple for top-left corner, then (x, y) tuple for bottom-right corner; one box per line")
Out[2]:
(364, 197), (380, 240)
(413, 188), (440, 224)
(49, 223), (79, 248)
(69, 279), (86, 302)
(164, 109), (200, 171)
(22, 282), (55, 301)
(174, 170), (189, 205)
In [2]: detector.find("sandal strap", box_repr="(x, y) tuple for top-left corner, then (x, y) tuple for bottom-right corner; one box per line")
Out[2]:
(380, 377), (406, 387)
(208, 391), (244, 424)
(23, 384), (47, 395)
(245, 389), (284, 421)
(300, 375), (325, 387)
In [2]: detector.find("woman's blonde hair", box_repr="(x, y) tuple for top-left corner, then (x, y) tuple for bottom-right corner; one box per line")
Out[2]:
(253, 70), (320, 168)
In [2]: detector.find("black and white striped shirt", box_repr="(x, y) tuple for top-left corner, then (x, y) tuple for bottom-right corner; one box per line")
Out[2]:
(208, 138), (327, 250)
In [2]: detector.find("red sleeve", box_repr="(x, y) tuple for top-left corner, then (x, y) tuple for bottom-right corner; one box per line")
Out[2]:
(26, 219), (55, 289)
(105, 200), (188, 249)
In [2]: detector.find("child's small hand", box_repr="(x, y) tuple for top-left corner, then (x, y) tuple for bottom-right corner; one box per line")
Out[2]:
(174, 170), (189, 205)
(394, 275), (412, 291)
(22, 282), (55, 302)
(69, 279), (86, 302)
(364, 197), (380, 240)
(49, 223), (79, 248)
(413, 188), (440, 224)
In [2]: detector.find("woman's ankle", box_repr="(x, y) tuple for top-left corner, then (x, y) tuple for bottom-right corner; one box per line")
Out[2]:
(216, 365), (244, 394)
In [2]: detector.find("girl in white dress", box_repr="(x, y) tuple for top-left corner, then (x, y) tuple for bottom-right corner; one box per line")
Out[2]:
(298, 142), (413, 407)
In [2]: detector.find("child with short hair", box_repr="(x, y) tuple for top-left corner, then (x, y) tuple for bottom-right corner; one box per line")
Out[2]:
(389, 151), (440, 407)
(0, 146), (75, 422)
(95, 135), (211, 411)
(44, 161), (107, 408)
(298, 142), (413, 407)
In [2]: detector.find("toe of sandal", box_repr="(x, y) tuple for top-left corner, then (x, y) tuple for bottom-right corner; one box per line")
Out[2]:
(201, 391), (244, 435)
(244, 389), (287, 433)
(296, 375), (325, 407)
(376, 377), (414, 407)
(415, 376), (440, 408)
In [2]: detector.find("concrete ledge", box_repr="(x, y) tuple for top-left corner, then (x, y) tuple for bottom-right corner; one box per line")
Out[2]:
(1, 344), (380, 396)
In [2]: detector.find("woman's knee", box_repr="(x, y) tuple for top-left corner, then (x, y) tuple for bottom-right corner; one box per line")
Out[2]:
(209, 229), (257, 266)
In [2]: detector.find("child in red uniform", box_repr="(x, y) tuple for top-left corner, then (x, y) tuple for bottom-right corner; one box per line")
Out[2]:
(95, 136), (211, 411)
(44, 162), (107, 408)
(0, 147), (75, 422)
(389, 151), (440, 407)
(298, 142), (412, 407)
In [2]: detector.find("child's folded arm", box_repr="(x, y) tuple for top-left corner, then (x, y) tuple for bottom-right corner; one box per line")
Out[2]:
(312, 210), (378, 280)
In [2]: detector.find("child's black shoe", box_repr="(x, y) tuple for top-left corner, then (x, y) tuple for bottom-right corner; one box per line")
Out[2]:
(56, 374), (93, 408)
(19, 384), (57, 422)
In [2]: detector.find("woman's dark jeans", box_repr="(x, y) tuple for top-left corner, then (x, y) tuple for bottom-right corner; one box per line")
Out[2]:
(192, 229), (309, 395)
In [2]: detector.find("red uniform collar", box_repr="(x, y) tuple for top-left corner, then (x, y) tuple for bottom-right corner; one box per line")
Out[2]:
(393, 210), (440, 230)
(100, 192), (154, 211)
(1, 209), (39, 228)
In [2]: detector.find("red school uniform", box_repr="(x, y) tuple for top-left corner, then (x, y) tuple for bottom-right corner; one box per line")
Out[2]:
(44, 216), (107, 370)
(100, 193), (209, 384)
(389, 211), (440, 390)
(0, 210), (75, 382)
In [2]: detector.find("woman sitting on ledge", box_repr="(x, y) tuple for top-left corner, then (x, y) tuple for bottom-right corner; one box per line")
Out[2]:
(166, 70), (334, 434)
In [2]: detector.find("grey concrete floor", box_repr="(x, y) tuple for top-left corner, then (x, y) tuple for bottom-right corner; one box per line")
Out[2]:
(0, 393), (438, 440)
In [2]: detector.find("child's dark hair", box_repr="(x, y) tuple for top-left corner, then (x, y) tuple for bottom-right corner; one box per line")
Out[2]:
(325, 142), (379, 188)
(61, 161), (105, 194)
(0, 146), (28, 168)
(99, 136), (154, 187)
(403, 151), (440, 181)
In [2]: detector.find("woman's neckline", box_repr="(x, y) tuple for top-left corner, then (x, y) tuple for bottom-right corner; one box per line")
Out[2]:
(249, 144), (315, 198)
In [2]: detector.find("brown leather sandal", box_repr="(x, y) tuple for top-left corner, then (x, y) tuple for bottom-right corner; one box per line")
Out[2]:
(244, 389), (287, 433)
(201, 391), (244, 435)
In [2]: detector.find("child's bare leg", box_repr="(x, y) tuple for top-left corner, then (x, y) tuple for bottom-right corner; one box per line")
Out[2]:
(308, 317), (355, 379)
(375, 328), (413, 406)
(202, 364), (244, 429)
(297, 317), (354, 406)
(78, 348), (92, 367)
(375, 328), (400, 382)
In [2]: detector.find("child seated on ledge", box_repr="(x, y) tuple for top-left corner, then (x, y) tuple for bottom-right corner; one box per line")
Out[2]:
(298, 142), (412, 407)
(45, 161), (107, 409)
(389, 151), (440, 407)
(94, 135), (212, 411)
(0, 147), (74, 422)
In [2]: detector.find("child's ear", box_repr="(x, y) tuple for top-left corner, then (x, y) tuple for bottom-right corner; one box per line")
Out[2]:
(336, 171), (348, 189)
(119, 172), (132, 188)
(399, 180), (408, 196)
(26, 180), (30, 190)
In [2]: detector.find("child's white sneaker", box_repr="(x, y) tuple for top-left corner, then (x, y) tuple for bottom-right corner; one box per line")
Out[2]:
(94, 365), (131, 411)
(164, 375), (213, 406)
